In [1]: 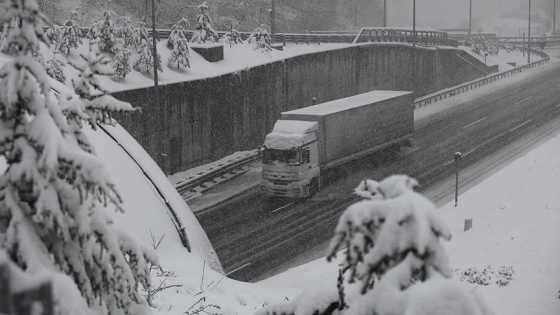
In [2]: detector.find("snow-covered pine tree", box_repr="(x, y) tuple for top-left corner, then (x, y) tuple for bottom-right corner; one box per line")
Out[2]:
(99, 9), (117, 54)
(167, 18), (190, 70)
(248, 24), (272, 52)
(88, 4), (117, 55)
(134, 37), (162, 75)
(87, 19), (103, 40)
(190, 2), (219, 44)
(45, 23), (63, 47)
(46, 51), (66, 83)
(117, 15), (136, 48)
(112, 38), (132, 80)
(256, 175), (495, 315)
(57, 7), (82, 55)
(0, 1), (157, 314)
(134, 21), (150, 48)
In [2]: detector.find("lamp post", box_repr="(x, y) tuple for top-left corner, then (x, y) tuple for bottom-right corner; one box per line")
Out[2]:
(151, 0), (159, 107)
(271, 0), (276, 42)
(384, 0), (387, 27)
(528, 0), (531, 63)
(413, 0), (416, 47)
(554, 0), (557, 35)
(469, 0), (472, 36)
(412, 0), (417, 96)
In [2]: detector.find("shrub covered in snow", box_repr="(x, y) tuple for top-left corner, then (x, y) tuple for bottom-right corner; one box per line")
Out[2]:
(256, 175), (495, 315)
(248, 24), (272, 52)
(190, 2), (219, 44)
(0, 1), (157, 314)
(454, 265), (515, 287)
(219, 29), (243, 45)
(134, 38), (162, 76)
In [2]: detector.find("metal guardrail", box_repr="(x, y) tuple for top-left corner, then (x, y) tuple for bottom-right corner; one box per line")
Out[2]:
(175, 149), (260, 195)
(414, 52), (550, 108)
(451, 34), (560, 45)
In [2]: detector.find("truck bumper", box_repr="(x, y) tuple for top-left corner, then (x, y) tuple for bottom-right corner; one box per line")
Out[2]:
(261, 179), (308, 198)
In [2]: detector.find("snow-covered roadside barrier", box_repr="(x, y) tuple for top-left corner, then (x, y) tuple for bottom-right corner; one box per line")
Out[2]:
(415, 49), (549, 108)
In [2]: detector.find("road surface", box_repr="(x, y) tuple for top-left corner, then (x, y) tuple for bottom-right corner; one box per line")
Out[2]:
(196, 50), (560, 282)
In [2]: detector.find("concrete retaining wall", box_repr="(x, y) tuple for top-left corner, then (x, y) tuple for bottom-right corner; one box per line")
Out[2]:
(113, 44), (497, 174)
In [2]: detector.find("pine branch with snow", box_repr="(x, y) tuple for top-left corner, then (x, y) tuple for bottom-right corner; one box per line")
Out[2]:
(0, 1), (156, 314)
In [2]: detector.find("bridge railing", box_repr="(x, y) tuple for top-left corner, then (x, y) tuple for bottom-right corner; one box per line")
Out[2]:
(76, 27), (455, 46)
(352, 27), (457, 47)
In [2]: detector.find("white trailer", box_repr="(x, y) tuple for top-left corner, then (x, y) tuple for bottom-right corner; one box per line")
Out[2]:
(261, 90), (414, 198)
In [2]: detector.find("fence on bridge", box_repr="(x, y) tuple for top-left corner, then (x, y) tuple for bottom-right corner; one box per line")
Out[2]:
(352, 27), (456, 47)
(76, 27), (457, 47)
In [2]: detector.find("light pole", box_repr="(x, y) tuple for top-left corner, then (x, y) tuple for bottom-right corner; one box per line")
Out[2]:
(412, 0), (417, 95)
(151, 0), (159, 107)
(469, 0), (472, 36)
(271, 0), (276, 42)
(554, 0), (557, 35)
(413, 0), (416, 47)
(528, 0), (531, 63)
(384, 0), (387, 27)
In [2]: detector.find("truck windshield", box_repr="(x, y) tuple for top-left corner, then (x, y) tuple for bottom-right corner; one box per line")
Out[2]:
(262, 148), (301, 166)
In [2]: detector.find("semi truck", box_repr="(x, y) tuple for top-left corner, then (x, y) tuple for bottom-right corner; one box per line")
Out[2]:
(260, 90), (414, 198)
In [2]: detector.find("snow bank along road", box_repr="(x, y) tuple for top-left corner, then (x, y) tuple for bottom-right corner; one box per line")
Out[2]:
(195, 52), (560, 282)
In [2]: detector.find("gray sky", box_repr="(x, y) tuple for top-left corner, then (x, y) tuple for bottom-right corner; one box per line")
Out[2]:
(387, 0), (534, 29)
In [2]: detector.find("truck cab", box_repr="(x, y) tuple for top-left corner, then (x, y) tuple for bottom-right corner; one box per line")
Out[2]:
(261, 120), (321, 198)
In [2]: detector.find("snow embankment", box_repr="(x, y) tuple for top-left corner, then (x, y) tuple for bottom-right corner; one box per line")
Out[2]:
(85, 124), (292, 314)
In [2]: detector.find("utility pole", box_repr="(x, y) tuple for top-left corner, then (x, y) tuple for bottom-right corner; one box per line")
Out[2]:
(469, 0), (472, 36)
(413, 0), (416, 47)
(554, 0), (557, 35)
(412, 0), (416, 95)
(151, 0), (159, 107)
(271, 0), (276, 43)
(528, 0), (531, 63)
(454, 152), (462, 207)
(384, 0), (387, 27)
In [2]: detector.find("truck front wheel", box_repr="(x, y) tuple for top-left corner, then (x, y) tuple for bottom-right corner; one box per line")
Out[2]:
(308, 178), (320, 197)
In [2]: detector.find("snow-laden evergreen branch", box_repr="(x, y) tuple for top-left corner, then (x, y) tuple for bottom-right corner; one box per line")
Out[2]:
(0, 1), (156, 314)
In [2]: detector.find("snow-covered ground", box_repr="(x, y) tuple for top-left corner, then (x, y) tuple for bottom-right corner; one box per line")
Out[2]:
(261, 129), (560, 314)
(2, 28), (556, 314)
